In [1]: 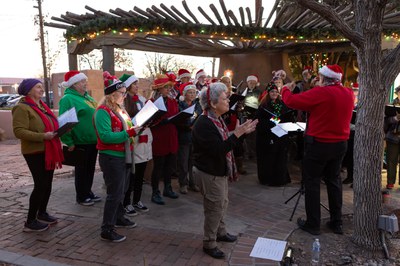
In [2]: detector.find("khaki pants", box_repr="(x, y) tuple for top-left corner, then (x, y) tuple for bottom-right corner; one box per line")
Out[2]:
(193, 167), (228, 249)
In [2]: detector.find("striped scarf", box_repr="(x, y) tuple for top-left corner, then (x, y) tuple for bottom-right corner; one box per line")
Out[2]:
(204, 110), (238, 182)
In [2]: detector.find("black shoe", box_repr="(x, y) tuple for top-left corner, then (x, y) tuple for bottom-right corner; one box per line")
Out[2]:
(326, 221), (343, 235)
(90, 194), (102, 202)
(101, 229), (126, 243)
(163, 189), (179, 199)
(115, 217), (137, 228)
(23, 220), (49, 232)
(217, 233), (237, 242)
(77, 198), (94, 206)
(151, 191), (165, 205)
(297, 218), (320, 235)
(203, 247), (225, 259)
(37, 212), (58, 224)
(342, 177), (353, 184)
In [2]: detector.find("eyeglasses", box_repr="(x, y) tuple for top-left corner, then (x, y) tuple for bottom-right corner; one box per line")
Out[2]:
(116, 91), (128, 97)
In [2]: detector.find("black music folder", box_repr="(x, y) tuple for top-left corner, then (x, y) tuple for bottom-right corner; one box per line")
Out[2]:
(57, 107), (79, 137)
(385, 105), (400, 117)
(168, 104), (195, 125)
(131, 97), (167, 127)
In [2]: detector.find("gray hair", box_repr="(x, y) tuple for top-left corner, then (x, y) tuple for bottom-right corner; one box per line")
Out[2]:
(199, 82), (227, 110)
(320, 75), (339, 85)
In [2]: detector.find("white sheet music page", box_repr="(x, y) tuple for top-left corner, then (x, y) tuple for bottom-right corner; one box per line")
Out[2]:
(250, 237), (287, 261)
(153, 97), (167, 112)
(57, 107), (78, 127)
(132, 100), (158, 127)
(271, 125), (287, 137)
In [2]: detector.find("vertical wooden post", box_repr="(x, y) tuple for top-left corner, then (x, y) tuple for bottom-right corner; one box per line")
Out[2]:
(68, 54), (78, 70)
(255, 0), (262, 24)
(102, 46), (115, 75)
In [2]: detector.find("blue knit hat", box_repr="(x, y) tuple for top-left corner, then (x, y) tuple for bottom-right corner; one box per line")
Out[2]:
(18, 79), (42, 96)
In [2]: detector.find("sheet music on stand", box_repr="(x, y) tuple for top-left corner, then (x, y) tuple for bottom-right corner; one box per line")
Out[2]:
(271, 122), (306, 137)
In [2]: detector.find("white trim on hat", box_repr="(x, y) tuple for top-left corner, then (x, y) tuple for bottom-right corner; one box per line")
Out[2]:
(124, 75), (138, 88)
(61, 73), (88, 88)
(319, 66), (342, 80)
(247, 75), (258, 82)
(195, 70), (206, 80)
(179, 72), (192, 80)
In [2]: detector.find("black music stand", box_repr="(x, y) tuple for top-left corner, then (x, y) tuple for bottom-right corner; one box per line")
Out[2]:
(284, 183), (330, 221)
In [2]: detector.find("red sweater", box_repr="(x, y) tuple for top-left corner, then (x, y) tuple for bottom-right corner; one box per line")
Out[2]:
(281, 85), (354, 143)
(151, 97), (179, 156)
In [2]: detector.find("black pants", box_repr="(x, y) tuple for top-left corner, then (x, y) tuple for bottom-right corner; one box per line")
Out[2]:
(302, 138), (347, 228)
(123, 161), (148, 206)
(99, 153), (129, 231)
(23, 153), (54, 223)
(74, 144), (98, 202)
(151, 154), (177, 193)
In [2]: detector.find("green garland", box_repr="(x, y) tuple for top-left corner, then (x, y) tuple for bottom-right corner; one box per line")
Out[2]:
(65, 16), (350, 40)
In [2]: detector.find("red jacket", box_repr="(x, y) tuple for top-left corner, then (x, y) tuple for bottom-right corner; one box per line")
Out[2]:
(151, 97), (179, 156)
(281, 84), (354, 143)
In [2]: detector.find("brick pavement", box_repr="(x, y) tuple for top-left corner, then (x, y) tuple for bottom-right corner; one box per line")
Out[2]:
(0, 139), (396, 266)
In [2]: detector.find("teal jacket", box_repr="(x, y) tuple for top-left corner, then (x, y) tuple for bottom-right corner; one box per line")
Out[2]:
(59, 88), (98, 146)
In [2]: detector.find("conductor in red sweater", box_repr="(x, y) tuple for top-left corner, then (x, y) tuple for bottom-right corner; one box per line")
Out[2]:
(281, 64), (354, 235)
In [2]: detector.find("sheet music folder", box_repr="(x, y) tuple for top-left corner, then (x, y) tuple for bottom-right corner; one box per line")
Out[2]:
(56, 107), (79, 137)
(132, 97), (167, 127)
(385, 105), (400, 117)
(168, 104), (195, 125)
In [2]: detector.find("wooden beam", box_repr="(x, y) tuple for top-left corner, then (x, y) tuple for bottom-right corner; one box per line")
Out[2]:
(210, 4), (224, 26)
(171, 5), (193, 23)
(133, 6), (157, 19)
(239, 7), (246, 27)
(255, 6), (264, 27)
(182, 0), (200, 24)
(245, 7), (253, 27)
(160, 4), (184, 22)
(44, 21), (71, 30)
(102, 46), (115, 75)
(263, 0), (279, 27)
(151, 5), (175, 21)
(198, 7), (217, 25)
(219, 0), (232, 26)
(228, 10), (241, 26)
(146, 8), (163, 19)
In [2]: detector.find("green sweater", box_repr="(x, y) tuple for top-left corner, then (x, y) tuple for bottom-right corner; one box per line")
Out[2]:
(94, 108), (131, 157)
(59, 88), (97, 146)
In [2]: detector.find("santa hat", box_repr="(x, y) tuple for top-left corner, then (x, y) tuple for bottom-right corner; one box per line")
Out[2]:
(103, 71), (125, 95)
(247, 74), (259, 83)
(352, 82), (359, 90)
(119, 73), (138, 88)
(178, 82), (196, 101)
(302, 66), (313, 75)
(62, 70), (87, 88)
(319, 64), (343, 81)
(195, 69), (206, 81)
(177, 69), (191, 80)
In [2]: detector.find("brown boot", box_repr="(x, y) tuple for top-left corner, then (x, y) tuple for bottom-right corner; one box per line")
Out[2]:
(236, 157), (247, 175)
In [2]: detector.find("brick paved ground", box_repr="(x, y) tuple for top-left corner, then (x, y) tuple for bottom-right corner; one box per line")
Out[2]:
(0, 139), (397, 266)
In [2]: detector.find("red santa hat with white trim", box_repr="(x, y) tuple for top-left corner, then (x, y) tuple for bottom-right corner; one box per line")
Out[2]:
(195, 69), (206, 81)
(352, 82), (359, 90)
(177, 69), (192, 81)
(247, 74), (260, 86)
(62, 70), (88, 88)
(318, 64), (343, 81)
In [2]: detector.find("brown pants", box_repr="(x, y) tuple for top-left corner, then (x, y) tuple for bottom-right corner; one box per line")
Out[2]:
(193, 167), (228, 249)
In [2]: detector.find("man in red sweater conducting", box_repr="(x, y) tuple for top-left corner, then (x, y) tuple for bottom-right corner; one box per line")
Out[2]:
(281, 64), (354, 235)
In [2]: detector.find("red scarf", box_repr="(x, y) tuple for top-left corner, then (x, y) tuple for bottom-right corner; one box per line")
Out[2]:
(23, 96), (64, 170)
(204, 110), (238, 182)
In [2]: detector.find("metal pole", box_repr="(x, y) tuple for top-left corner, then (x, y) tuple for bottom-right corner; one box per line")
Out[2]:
(36, 0), (50, 106)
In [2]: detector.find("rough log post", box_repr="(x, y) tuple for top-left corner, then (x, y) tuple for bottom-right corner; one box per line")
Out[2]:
(68, 54), (78, 70)
(102, 46), (115, 75)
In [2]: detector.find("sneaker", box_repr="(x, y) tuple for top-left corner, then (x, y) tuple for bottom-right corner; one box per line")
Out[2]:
(90, 194), (102, 202)
(151, 191), (165, 205)
(115, 217), (137, 228)
(77, 198), (94, 206)
(326, 221), (343, 235)
(101, 229), (126, 243)
(133, 201), (149, 212)
(163, 189), (179, 199)
(387, 184), (394, 189)
(37, 212), (58, 225)
(297, 218), (320, 235)
(124, 205), (138, 217)
(23, 220), (49, 232)
(180, 185), (188, 194)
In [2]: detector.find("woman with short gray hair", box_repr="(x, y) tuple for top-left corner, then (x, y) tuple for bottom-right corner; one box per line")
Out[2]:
(192, 82), (258, 259)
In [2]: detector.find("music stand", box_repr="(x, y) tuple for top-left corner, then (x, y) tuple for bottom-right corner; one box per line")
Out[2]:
(284, 183), (330, 221)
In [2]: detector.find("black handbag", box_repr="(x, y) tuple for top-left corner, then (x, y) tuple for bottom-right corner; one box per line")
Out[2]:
(62, 146), (85, 166)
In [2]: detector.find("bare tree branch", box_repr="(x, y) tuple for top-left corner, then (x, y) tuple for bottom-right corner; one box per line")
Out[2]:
(382, 42), (400, 88)
(295, 0), (364, 47)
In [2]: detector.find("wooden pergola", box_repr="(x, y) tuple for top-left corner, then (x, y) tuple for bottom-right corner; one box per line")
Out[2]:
(46, 0), (400, 83)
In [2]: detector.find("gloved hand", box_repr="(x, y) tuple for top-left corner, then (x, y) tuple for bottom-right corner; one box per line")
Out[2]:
(127, 128), (136, 137)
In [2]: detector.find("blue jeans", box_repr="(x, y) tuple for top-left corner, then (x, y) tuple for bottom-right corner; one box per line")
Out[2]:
(99, 153), (130, 231)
